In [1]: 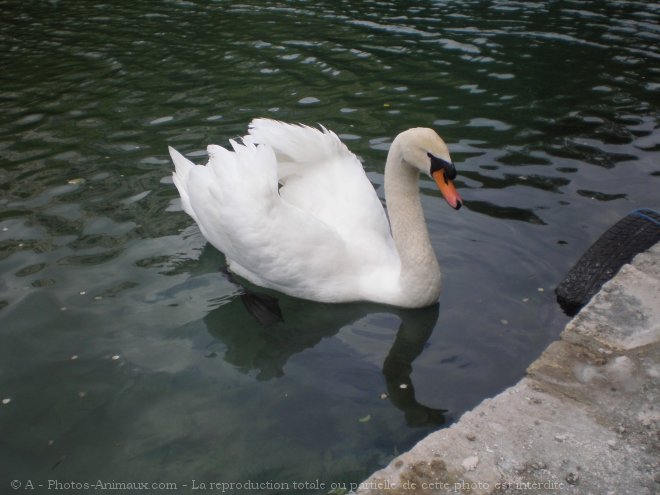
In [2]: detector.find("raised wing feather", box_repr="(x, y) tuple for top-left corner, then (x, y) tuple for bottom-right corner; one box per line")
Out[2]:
(246, 119), (396, 263)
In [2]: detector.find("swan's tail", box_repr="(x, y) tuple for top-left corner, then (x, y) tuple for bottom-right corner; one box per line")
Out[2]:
(169, 146), (199, 222)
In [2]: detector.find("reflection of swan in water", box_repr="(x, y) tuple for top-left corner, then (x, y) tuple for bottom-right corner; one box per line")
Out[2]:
(382, 305), (448, 427)
(202, 276), (448, 427)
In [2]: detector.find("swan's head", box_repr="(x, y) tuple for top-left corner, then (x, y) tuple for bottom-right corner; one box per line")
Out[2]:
(399, 127), (463, 210)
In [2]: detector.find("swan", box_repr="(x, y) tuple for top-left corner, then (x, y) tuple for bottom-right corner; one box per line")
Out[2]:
(169, 119), (462, 308)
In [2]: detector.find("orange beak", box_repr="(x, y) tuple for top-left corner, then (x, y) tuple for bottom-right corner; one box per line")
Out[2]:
(432, 170), (463, 210)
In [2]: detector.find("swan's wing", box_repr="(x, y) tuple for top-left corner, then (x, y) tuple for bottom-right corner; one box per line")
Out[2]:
(170, 141), (357, 301)
(246, 119), (397, 263)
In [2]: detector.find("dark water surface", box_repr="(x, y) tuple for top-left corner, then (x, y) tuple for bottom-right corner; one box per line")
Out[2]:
(1, 1), (658, 492)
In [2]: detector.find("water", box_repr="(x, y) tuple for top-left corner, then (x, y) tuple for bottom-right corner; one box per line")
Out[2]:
(1, 0), (658, 492)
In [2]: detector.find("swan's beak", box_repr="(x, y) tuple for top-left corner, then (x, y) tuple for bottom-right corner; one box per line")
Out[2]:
(432, 170), (463, 210)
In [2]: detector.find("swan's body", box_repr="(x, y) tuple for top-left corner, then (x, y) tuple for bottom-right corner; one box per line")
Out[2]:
(169, 119), (461, 308)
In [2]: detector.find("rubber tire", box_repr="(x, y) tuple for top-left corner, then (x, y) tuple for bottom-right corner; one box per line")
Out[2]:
(555, 209), (660, 316)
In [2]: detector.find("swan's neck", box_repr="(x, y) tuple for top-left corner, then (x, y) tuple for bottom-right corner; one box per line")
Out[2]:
(384, 138), (442, 307)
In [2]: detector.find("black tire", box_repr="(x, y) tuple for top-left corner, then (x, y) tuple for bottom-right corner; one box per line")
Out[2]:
(556, 209), (660, 316)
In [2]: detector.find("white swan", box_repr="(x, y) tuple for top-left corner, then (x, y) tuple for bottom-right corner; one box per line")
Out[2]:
(169, 119), (462, 308)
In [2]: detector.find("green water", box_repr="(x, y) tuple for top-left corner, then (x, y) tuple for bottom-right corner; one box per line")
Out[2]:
(1, 1), (659, 493)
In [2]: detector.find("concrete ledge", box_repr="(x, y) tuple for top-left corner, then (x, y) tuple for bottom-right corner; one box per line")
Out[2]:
(355, 243), (659, 495)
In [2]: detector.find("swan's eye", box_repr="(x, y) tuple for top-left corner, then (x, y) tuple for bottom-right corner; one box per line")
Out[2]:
(428, 152), (456, 182)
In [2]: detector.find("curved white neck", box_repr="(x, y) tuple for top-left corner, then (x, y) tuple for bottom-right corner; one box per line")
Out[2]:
(384, 137), (442, 307)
